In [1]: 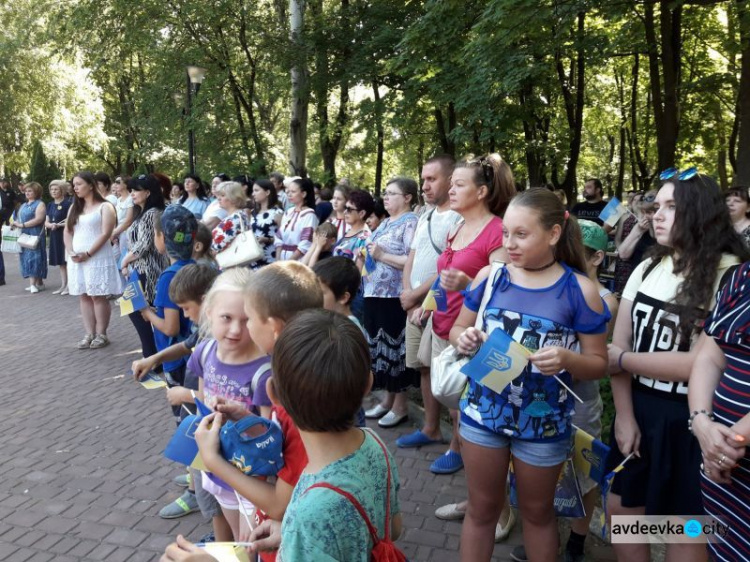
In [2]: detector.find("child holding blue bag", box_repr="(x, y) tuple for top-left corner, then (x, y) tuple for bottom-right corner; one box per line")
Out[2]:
(184, 267), (274, 541)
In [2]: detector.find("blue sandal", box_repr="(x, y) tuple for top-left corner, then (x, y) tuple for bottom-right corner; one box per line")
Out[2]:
(430, 450), (464, 474)
(396, 430), (444, 448)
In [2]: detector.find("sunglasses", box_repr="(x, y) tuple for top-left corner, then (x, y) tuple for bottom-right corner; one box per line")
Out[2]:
(659, 166), (698, 181)
(344, 205), (359, 213)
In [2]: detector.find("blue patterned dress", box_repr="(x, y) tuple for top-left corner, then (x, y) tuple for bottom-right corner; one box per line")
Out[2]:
(18, 200), (47, 279)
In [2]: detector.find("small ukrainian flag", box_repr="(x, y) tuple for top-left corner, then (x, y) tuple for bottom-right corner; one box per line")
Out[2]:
(422, 277), (448, 312)
(361, 247), (376, 277)
(119, 272), (148, 317)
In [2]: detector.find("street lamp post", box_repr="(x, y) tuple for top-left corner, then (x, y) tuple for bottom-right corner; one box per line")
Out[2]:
(186, 65), (207, 175)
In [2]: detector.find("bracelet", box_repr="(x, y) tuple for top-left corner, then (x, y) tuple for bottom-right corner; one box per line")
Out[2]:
(618, 350), (628, 372)
(85, 251), (91, 258)
(688, 410), (715, 435)
(190, 390), (196, 401)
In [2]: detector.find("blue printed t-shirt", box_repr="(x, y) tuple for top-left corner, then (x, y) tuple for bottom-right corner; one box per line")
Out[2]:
(459, 264), (610, 442)
(279, 429), (400, 562)
(153, 259), (194, 372)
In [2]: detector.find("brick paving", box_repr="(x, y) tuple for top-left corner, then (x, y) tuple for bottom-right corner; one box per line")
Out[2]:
(0, 258), (616, 561)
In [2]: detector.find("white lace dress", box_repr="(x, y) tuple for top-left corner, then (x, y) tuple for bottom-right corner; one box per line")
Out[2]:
(68, 205), (123, 296)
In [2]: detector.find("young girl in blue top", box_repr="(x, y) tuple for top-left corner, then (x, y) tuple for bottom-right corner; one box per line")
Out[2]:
(449, 187), (609, 562)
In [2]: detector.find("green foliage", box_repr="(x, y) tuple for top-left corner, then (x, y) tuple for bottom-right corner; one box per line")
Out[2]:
(28, 141), (61, 193)
(0, 0), (746, 197)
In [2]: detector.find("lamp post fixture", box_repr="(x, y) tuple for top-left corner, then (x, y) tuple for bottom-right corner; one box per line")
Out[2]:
(186, 65), (207, 175)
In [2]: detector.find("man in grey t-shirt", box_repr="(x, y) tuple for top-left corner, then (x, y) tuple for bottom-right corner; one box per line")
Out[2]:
(397, 155), (461, 467)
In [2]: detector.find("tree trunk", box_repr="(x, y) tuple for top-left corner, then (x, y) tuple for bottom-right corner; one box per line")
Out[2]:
(373, 81), (384, 196)
(553, 11), (586, 204)
(434, 104), (456, 157)
(289, 0), (308, 177)
(644, 1), (682, 171)
(735, 0), (750, 185)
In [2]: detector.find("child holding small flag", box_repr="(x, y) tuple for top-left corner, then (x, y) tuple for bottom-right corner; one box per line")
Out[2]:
(450, 188), (610, 561)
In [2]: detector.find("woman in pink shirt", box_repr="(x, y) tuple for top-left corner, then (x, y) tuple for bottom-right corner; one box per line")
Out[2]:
(428, 154), (516, 477)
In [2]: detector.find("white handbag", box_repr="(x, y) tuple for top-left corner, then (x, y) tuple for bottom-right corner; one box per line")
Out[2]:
(215, 216), (264, 269)
(431, 261), (504, 409)
(1, 225), (20, 254)
(18, 232), (41, 250)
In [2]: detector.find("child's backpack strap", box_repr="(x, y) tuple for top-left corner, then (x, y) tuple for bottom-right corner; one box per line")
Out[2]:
(200, 339), (217, 371)
(251, 361), (272, 394)
(303, 430), (406, 561)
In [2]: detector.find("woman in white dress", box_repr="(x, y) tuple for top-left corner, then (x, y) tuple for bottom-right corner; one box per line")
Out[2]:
(65, 171), (123, 350)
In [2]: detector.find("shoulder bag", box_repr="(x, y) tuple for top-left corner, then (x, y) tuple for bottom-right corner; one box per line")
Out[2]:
(215, 214), (263, 269)
(431, 261), (504, 409)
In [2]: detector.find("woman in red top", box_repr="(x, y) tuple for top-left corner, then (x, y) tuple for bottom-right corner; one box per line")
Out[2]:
(428, 154), (516, 476)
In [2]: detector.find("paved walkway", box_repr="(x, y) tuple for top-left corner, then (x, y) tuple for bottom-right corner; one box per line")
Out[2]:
(0, 258), (616, 561)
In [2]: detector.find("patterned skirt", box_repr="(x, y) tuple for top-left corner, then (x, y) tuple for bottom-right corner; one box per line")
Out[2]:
(363, 297), (420, 392)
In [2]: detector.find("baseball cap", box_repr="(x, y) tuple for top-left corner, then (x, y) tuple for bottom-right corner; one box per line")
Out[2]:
(160, 204), (197, 260)
(578, 219), (609, 252)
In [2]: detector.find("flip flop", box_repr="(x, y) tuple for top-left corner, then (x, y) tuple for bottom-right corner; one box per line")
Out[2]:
(430, 450), (464, 474)
(396, 430), (444, 448)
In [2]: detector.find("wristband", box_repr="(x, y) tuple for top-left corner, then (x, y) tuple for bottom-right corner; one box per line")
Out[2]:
(190, 390), (197, 402)
(86, 251), (91, 258)
(618, 350), (628, 372)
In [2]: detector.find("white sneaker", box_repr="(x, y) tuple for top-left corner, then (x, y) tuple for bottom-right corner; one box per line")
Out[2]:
(24, 286), (32, 292)
(29, 285), (39, 294)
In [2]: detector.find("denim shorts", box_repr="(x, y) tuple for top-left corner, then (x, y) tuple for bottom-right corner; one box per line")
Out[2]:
(459, 418), (570, 467)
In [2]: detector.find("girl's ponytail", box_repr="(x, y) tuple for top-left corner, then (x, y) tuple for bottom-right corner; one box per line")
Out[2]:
(510, 187), (587, 272)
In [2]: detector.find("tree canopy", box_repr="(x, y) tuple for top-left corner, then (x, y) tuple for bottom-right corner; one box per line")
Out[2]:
(1, 0), (748, 198)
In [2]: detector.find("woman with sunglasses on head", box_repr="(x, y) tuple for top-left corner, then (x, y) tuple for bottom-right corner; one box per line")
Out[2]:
(425, 154), (515, 477)
(725, 186), (750, 248)
(121, 175), (169, 360)
(606, 168), (749, 562)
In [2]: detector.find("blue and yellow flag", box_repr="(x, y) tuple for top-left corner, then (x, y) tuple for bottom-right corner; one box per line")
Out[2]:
(422, 277), (448, 312)
(598, 197), (628, 228)
(596, 452), (635, 539)
(138, 372), (167, 390)
(164, 396), (212, 471)
(119, 271), (148, 317)
(360, 247), (376, 277)
(460, 328), (531, 394)
(164, 414), (208, 470)
(573, 425), (611, 487)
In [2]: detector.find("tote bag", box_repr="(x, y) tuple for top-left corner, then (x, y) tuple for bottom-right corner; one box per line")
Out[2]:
(1, 225), (20, 253)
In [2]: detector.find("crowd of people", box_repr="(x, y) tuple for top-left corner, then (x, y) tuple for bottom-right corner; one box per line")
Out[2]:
(1, 159), (749, 562)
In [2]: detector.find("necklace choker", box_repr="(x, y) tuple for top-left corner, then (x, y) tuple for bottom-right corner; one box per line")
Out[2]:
(523, 259), (557, 272)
